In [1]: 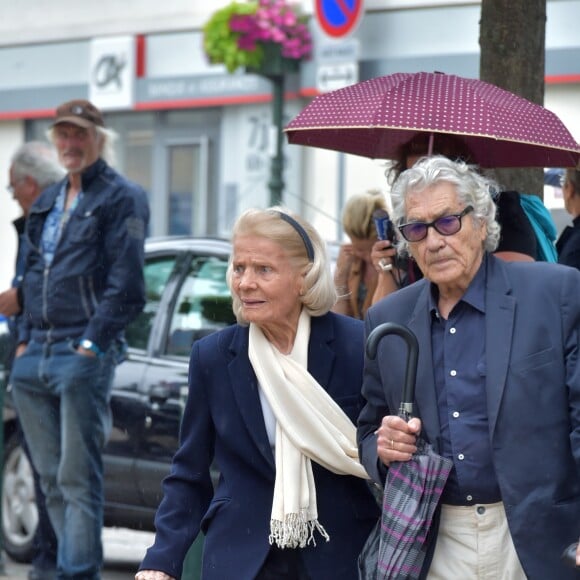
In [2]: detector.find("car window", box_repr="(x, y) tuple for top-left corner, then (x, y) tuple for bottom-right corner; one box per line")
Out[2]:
(125, 256), (177, 350)
(165, 255), (235, 357)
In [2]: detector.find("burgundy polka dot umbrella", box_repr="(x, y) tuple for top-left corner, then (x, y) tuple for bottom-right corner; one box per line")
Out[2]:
(284, 72), (580, 168)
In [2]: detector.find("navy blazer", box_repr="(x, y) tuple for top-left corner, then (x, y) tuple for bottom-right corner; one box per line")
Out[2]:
(557, 216), (580, 270)
(141, 312), (379, 579)
(358, 254), (580, 580)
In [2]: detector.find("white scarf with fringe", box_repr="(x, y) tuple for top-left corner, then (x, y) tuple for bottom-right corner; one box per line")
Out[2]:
(248, 310), (369, 549)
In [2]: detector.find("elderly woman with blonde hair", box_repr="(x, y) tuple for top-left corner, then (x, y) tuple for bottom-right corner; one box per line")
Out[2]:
(332, 189), (400, 319)
(136, 207), (378, 580)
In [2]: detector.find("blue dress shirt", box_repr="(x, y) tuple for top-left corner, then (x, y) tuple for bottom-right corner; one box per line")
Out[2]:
(429, 256), (501, 505)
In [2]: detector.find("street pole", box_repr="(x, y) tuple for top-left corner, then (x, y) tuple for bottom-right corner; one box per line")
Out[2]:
(336, 152), (346, 241)
(250, 42), (298, 207)
(268, 73), (285, 207)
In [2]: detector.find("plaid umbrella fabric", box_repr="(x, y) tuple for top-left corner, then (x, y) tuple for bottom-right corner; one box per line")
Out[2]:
(285, 71), (580, 168)
(378, 439), (453, 579)
(365, 322), (453, 580)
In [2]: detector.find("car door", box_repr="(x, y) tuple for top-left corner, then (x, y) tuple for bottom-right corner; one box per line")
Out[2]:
(133, 244), (234, 511)
(103, 250), (182, 524)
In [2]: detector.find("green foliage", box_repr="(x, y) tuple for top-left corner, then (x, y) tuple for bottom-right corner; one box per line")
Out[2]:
(203, 1), (264, 73)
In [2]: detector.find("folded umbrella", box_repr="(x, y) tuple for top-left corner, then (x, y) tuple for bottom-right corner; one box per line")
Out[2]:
(366, 322), (453, 580)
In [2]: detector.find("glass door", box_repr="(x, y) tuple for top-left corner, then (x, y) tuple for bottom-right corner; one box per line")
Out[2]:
(166, 139), (208, 236)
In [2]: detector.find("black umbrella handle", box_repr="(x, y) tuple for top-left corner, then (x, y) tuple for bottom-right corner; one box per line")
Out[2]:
(366, 322), (419, 419)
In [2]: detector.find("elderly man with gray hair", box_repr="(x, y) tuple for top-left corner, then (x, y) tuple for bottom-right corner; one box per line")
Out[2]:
(1, 141), (65, 319)
(358, 155), (580, 579)
(1, 140), (64, 580)
(10, 100), (150, 580)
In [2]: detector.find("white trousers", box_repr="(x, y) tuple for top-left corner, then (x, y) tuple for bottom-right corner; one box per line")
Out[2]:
(427, 502), (527, 580)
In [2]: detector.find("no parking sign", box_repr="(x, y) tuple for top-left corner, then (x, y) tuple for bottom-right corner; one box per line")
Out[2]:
(315, 0), (364, 39)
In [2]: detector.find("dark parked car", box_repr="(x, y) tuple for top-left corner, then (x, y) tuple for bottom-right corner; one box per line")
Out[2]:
(1, 237), (235, 562)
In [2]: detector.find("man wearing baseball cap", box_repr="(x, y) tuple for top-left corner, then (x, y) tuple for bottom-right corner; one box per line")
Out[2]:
(10, 99), (150, 579)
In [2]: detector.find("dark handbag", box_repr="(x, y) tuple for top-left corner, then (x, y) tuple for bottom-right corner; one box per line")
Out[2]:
(358, 519), (380, 580)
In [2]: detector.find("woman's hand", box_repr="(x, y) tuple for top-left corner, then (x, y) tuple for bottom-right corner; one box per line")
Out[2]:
(371, 240), (397, 273)
(375, 415), (421, 466)
(135, 570), (176, 580)
(370, 240), (402, 304)
(334, 243), (355, 282)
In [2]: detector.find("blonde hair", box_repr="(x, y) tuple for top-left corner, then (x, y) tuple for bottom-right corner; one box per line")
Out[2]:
(227, 207), (337, 324)
(342, 189), (388, 240)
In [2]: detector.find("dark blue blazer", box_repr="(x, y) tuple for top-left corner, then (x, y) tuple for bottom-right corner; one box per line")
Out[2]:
(19, 158), (149, 349)
(557, 216), (580, 271)
(141, 312), (379, 579)
(358, 254), (580, 580)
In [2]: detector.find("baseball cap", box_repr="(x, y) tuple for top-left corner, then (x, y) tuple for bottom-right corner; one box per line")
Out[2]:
(53, 99), (105, 129)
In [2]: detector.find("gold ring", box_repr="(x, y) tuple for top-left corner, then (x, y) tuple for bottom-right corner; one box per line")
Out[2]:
(391, 439), (395, 449)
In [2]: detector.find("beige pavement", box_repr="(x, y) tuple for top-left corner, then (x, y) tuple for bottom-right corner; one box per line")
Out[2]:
(0, 527), (155, 579)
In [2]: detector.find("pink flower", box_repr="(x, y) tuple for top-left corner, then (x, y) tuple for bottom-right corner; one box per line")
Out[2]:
(227, 0), (313, 64)
(281, 10), (296, 27)
(229, 15), (252, 32)
(239, 36), (258, 50)
(270, 29), (286, 43)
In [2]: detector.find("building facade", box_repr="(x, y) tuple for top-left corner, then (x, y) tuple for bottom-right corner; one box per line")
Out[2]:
(0, 0), (578, 286)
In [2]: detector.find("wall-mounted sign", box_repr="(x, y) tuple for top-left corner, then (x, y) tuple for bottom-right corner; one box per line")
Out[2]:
(315, 0), (364, 39)
(316, 62), (359, 93)
(89, 36), (135, 110)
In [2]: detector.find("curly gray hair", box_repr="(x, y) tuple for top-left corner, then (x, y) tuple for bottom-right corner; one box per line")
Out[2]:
(391, 155), (501, 256)
(10, 141), (65, 188)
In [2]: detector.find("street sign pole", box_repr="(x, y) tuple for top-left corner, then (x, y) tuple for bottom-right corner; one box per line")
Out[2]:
(314, 0), (364, 232)
(268, 73), (285, 206)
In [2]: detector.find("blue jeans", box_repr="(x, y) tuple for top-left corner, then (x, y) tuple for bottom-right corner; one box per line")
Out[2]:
(20, 426), (58, 574)
(11, 339), (118, 580)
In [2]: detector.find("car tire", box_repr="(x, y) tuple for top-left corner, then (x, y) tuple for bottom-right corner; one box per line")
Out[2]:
(1, 430), (36, 563)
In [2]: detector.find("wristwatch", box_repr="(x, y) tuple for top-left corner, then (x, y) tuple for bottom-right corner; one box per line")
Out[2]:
(378, 258), (393, 272)
(79, 339), (101, 356)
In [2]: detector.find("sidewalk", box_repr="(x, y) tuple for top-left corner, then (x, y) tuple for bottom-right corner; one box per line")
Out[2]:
(0, 527), (155, 579)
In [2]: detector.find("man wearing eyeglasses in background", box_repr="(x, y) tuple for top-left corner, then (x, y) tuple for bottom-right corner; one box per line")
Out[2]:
(358, 155), (580, 578)
(0, 141), (64, 580)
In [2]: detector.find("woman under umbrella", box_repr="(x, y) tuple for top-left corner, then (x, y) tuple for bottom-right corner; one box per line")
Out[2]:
(136, 207), (379, 580)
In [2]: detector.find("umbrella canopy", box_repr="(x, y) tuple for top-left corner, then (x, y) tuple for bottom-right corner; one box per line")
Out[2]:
(366, 322), (453, 580)
(285, 71), (580, 168)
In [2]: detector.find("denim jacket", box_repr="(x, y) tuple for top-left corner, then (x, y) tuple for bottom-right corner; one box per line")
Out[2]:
(18, 158), (150, 351)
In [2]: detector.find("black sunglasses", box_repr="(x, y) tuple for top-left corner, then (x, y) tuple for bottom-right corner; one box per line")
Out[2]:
(398, 206), (474, 242)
